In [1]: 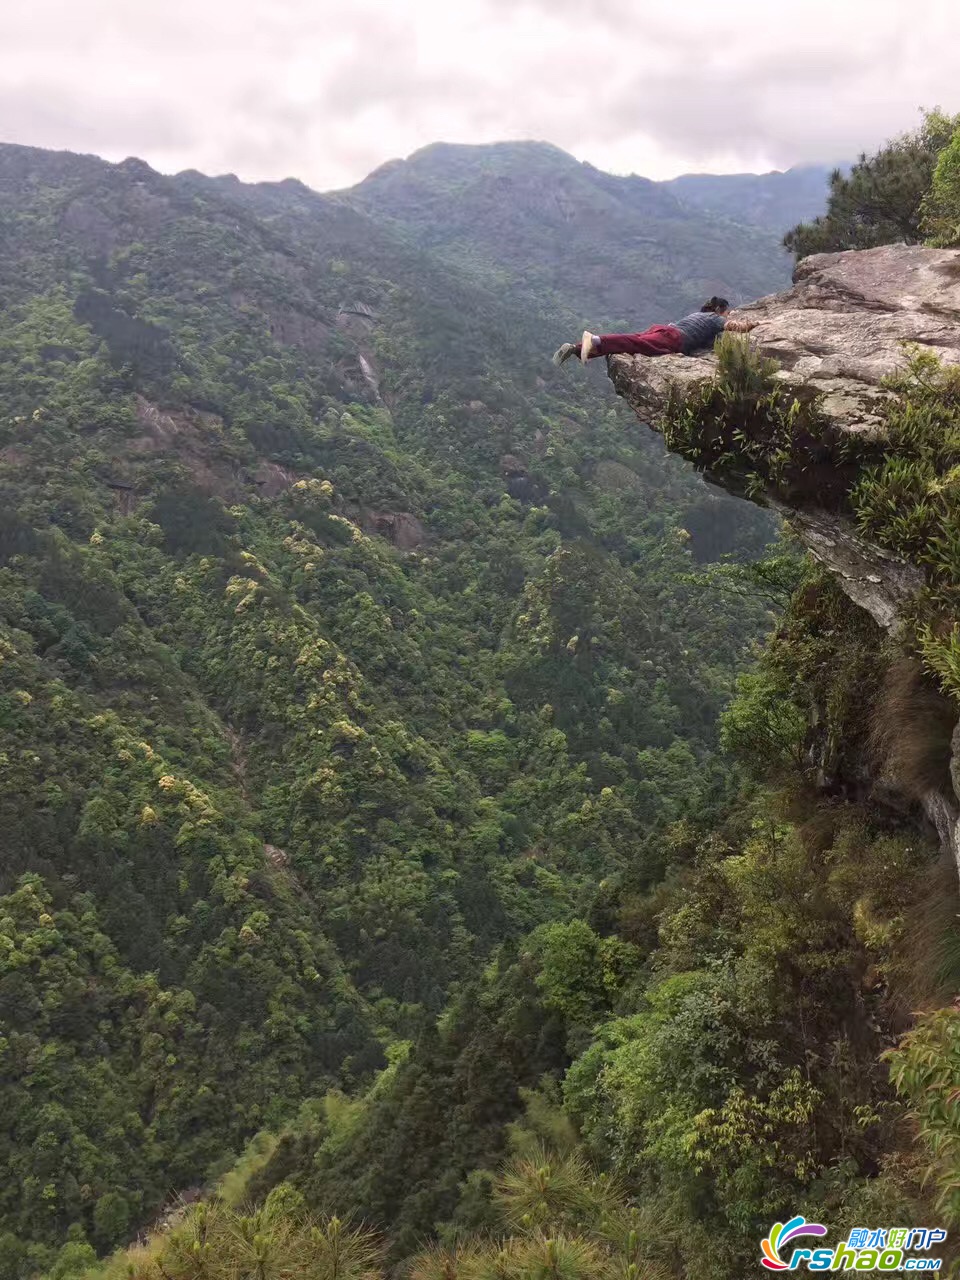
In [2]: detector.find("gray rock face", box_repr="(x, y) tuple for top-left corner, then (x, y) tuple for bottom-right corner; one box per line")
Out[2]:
(361, 509), (427, 550)
(606, 243), (960, 872)
(765, 502), (924, 631)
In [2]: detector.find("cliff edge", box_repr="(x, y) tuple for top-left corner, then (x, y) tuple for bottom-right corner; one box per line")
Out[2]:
(607, 243), (960, 867)
(609, 244), (960, 629)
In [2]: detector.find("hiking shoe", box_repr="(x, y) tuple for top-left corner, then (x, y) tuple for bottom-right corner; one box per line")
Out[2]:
(580, 330), (596, 363)
(552, 342), (577, 366)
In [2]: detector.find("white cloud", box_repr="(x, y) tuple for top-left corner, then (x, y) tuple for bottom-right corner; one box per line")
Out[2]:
(0, 0), (957, 189)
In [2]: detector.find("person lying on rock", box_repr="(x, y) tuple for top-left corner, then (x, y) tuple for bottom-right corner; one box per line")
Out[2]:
(552, 297), (757, 366)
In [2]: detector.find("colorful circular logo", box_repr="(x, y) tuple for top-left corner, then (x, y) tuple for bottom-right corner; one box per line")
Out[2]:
(762, 1217), (828, 1270)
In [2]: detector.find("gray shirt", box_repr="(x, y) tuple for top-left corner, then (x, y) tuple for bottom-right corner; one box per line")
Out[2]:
(673, 311), (726, 354)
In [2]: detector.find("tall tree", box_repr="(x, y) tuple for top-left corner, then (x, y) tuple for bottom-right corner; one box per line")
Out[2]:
(784, 111), (959, 260)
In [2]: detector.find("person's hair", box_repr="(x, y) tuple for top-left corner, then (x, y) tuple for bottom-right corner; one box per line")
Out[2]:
(700, 296), (730, 313)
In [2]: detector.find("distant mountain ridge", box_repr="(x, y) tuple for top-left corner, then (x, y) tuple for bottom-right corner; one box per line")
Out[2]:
(0, 136), (828, 331)
(339, 141), (830, 328)
(662, 163), (838, 232)
(337, 142), (814, 325)
(349, 140), (832, 232)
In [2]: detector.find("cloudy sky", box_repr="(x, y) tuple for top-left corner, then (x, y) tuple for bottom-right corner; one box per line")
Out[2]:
(0, 0), (957, 191)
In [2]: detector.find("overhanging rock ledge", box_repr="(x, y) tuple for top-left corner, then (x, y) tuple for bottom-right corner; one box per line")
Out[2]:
(607, 243), (960, 631)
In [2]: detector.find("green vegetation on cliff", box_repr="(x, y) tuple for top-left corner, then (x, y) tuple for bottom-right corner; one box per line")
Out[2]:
(657, 331), (960, 714)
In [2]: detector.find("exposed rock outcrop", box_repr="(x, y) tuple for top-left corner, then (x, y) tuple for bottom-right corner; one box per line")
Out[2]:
(609, 244), (960, 630)
(763, 501), (923, 631)
(129, 398), (248, 502)
(361, 509), (427, 550)
(252, 460), (300, 498)
(607, 243), (960, 870)
(499, 453), (548, 503)
(611, 244), (960, 449)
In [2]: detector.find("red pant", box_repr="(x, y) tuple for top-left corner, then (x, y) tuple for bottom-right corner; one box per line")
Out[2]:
(585, 324), (684, 357)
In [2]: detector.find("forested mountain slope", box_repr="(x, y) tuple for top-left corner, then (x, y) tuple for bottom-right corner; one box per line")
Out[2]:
(344, 141), (799, 322)
(0, 138), (805, 1274)
(17, 114), (960, 1280)
(226, 122), (960, 1280)
(663, 164), (835, 233)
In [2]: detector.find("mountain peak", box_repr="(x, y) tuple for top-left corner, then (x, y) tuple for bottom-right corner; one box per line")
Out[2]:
(355, 138), (581, 193)
(346, 138), (813, 328)
(117, 155), (157, 179)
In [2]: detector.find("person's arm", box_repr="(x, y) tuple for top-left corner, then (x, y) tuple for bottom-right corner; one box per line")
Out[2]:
(723, 316), (758, 333)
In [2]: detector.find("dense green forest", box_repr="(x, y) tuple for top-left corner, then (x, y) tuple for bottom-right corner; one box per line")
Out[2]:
(0, 139), (785, 1278)
(6, 116), (960, 1280)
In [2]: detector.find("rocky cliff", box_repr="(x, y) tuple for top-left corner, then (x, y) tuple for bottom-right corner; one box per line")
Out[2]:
(607, 243), (960, 867)
(609, 244), (960, 627)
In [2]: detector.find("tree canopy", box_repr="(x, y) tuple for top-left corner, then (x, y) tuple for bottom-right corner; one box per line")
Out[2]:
(784, 110), (960, 259)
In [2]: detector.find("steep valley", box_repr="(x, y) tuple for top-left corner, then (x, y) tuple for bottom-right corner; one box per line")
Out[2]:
(0, 139), (803, 1275)
(7, 134), (960, 1280)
